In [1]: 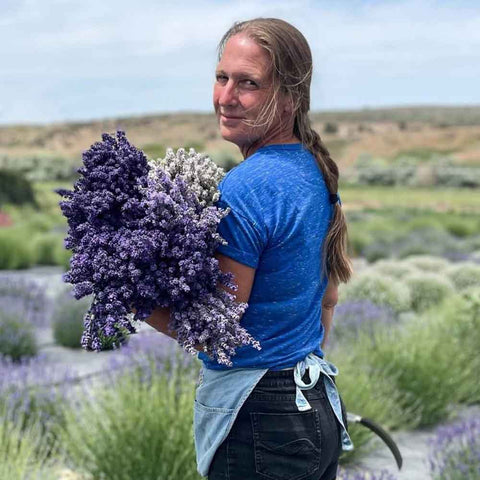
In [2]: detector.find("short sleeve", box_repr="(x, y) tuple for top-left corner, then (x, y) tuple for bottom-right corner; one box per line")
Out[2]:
(215, 198), (265, 269)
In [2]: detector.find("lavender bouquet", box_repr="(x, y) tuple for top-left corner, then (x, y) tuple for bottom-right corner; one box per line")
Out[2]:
(56, 131), (261, 366)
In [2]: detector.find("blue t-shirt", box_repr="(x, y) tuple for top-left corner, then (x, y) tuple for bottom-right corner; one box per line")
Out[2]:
(198, 143), (334, 370)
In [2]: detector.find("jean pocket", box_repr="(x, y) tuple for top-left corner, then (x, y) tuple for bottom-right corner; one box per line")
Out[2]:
(251, 410), (321, 480)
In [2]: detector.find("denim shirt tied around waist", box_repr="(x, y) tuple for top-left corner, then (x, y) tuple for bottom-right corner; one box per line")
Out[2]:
(193, 352), (353, 477)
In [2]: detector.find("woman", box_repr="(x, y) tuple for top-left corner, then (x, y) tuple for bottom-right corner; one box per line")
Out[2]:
(192, 17), (354, 480)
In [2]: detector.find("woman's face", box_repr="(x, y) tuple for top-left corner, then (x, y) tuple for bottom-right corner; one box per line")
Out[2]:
(213, 33), (293, 157)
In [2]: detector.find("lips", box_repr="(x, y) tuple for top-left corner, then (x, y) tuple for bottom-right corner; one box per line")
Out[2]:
(220, 114), (243, 120)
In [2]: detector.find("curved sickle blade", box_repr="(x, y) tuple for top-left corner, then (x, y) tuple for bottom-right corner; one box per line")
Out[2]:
(347, 412), (403, 470)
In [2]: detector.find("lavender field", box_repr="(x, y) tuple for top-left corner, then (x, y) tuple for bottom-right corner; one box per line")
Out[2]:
(1, 110), (480, 478)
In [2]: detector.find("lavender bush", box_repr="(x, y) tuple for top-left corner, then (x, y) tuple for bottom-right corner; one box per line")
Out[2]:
(0, 275), (50, 328)
(329, 299), (396, 346)
(371, 260), (417, 279)
(428, 416), (480, 480)
(337, 467), (397, 480)
(401, 254), (450, 273)
(0, 309), (38, 361)
(402, 272), (454, 312)
(0, 405), (58, 480)
(56, 131), (260, 366)
(51, 288), (96, 349)
(106, 329), (201, 387)
(445, 262), (480, 291)
(0, 352), (77, 457)
(55, 354), (201, 480)
(339, 272), (411, 314)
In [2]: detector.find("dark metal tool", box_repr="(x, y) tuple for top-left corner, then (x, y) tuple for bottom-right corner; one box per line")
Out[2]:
(346, 412), (403, 470)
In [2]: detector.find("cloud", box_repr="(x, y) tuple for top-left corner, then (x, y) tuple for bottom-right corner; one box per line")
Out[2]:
(0, 0), (479, 123)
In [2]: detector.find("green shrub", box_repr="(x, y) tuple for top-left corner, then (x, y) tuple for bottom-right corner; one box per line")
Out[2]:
(357, 315), (456, 427)
(444, 217), (480, 238)
(0, 309), (38, 361)
(445, 263), (480, 291)
(0, 227), (36, 270)
(347, 230), (373, 257)
(54, 245), (72, 271)
(446, 287), (480, 403)
(56, 362), (200, 480)
(31, 232), (63, 266)
(340, 272), (411, 313)
(183, 141), (205, 153)
(211, 150), (240, 172)
(465, 235), (480, 252)
(324, 122), (338, 134)
(362, 240), (393, 262)
(334, 289), (480, 431)
(51, 291), (91, 349)
(433, 166), (480, 188)
(24, 213), (56, 233)
(142, 143), (166, 159)
(404, 216), (444, 231)
(0, 153), (78, 182)
(0, 170), (38, 208)
(331, 345), (418, 464)
(403, 272), (454, 312)
(401, 255), (450, 273)
(371, 260), (417, 279)
(52, 289), (129, 350)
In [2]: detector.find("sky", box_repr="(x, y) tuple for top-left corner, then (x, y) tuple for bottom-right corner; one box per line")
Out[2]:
(1, 0), (479, 125)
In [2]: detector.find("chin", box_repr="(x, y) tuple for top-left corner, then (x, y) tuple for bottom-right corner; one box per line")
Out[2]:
(219, 127), (242, 145)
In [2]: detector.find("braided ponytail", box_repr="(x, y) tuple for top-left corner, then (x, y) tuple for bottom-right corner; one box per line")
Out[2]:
(295, 115), (352, 284)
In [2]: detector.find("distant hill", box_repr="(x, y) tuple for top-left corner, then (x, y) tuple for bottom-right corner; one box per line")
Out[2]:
(1, 105), (479, 168)
(309, 105), (480, 126)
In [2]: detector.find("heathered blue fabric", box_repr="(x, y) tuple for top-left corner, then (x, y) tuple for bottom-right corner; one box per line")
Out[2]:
(198, 143), (334, 370)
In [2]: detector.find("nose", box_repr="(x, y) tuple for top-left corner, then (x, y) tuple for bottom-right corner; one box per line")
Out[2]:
(218, 79), (238, 108)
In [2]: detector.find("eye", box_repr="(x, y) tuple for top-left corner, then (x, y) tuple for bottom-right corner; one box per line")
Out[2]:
(242, 79), (258, 88)
(216, 74), (227, 83)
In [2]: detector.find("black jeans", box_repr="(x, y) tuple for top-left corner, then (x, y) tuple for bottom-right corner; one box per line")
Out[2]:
(208, 368), (348, 480)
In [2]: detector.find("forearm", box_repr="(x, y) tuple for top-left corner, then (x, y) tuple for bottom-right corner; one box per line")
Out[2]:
(320, 306), (335, 350)
(132, 306), (204, 353)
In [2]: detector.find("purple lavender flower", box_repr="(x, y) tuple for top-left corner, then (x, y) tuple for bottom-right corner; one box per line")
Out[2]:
(106, 331), (200, 387)
(328, 299), (396, 347)
(56, 131), (261, 366)
(337, 466), (398, 480)
(428, 416), (480, 479)
(0, 352), (76, 444)
(0, 275), (50, 327)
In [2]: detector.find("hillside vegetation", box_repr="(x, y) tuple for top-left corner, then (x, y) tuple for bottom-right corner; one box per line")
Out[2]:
(1, 105), (479, 171)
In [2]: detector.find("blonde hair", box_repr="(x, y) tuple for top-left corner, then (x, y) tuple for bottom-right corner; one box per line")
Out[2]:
(217, 17), (353, 284)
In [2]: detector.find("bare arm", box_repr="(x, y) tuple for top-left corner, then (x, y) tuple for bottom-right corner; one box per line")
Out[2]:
(320, 280), (338, 350)
(133, 305), (205, 352)
(132, 251), (256, 353)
